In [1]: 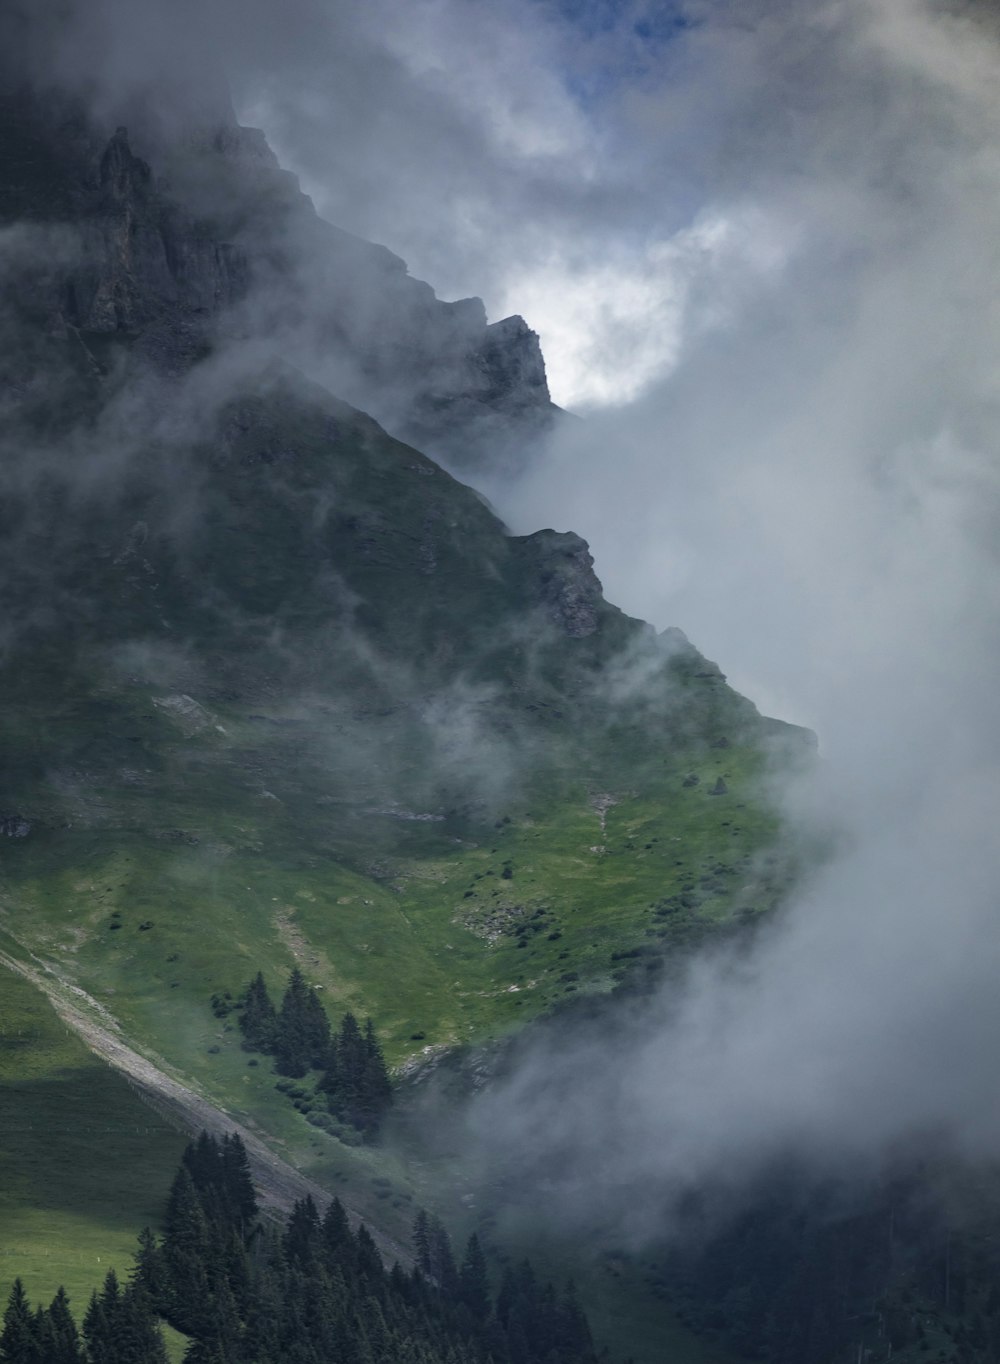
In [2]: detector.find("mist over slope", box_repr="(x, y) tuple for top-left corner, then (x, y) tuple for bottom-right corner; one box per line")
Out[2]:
(0, 0), (809, 1083)
(417, 0), (1000, 1271)
(7, 2), (1000, 1361)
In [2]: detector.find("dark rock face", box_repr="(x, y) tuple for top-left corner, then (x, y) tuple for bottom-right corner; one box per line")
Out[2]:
(77, 127), (249, 358)
(0, 94), (250, 392)
(479, 315), (549, 406)
(512, 529), (604, 638)
(0, 73), (558, 474)
(401, 313), (558, 478)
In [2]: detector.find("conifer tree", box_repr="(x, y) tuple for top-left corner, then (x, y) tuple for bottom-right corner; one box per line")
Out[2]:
(0, 1279), (39, 1364)
(184, 1132), (224, 1215)
(46, 1287), (82, 1364)
(241, 1229), (284, 1361)
(558, 1280), (594, 1359)
(82, 1271), (124, 1364)
(321, 1012), (392, 1133)
(413, 1211), (433, 1281)
(114, 1283), (169, 1364)
(82, 1291), (110, 1364)
(284, 1196), (321, 1268)
(361, 1018), (392, 1119)
(302, 989), (331, 1069)
(355, 1224), (385, 1288)
(458, 1234), (491, 1321)
(161, 1165), (212, 1335)
(322, 1197), (354, 1274)
(131, 1228), (169, 1314)
(221, 1133), (258, 1232)
(275, 968), (314, 1077)
(414, 1215), (458, 1297)
(239, 973), (277, 1053)
(184, 1279), (242, 1364)
(334, 1010), (366, 1111)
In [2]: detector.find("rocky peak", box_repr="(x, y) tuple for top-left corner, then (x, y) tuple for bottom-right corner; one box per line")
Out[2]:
(479, 315), (550, 406)
(99, 125), (149, 200)
(2, 65), (561, 476)
(512, 529), (604, 638)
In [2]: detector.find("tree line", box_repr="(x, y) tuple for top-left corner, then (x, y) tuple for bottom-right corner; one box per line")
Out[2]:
(656, 1158), (1000, 1364)
(237, 968), (392, 1136)
(2, 1130), (598, 1364)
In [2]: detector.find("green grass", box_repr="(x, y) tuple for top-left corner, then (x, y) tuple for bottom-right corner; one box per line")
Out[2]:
(0, 749), (787, 1067)
(0, 672), (799, 1289)
(0, 378), (814, 1363)
(0, 962), (187, 1314)
(0, 710), (794, 1364)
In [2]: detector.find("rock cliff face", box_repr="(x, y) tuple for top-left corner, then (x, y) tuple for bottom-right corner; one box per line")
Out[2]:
(0, 90), (251, 405)
(77, 127), (249, 361)
(512, 530), (604, 638)
(0, 75), (558, 474)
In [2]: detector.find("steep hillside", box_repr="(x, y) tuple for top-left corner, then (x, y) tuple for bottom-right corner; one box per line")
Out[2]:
(0, 359), (803, 1060)
(0, 76), (558, 477)
(0, 960), (185, 1310)
(0, 58), (811, 1364)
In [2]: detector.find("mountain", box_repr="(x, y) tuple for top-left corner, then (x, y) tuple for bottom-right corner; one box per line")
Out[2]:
(0, 37), (816, 1364)
(0, 74), (558, 477)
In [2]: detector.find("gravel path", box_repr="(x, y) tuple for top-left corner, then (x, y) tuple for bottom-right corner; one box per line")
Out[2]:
(0, 948), (412, 1268)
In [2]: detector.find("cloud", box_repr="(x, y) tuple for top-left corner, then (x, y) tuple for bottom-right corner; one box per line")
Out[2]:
(441, 0), (1000, 1240)
(11, 0), (1000, 1243)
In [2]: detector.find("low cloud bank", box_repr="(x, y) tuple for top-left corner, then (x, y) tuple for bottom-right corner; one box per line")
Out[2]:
(455, 0), (1000, 1237)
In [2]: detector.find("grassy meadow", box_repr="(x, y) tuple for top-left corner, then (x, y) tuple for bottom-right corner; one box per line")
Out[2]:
(0, 962), (186, 1314)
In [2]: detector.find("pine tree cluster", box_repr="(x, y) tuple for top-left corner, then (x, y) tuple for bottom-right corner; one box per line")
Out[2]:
(657, 1163), (1000, 1364)
(1, 1132), (599, 1364)
(411, 1212), (594, 1364)
(1, 1266), (166, 1364)
(238, 970), (392, 1135)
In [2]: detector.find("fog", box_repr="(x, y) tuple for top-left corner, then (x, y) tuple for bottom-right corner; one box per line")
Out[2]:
(455, 0), (1000, 1235)
(9, 0), (1000, 1244)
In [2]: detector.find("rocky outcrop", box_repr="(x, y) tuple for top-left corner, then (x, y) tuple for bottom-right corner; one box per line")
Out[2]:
(0, 74), (558, 473)
(512, 529), (604, 638)
(479, 315), (549, 407)
(400, 313), (557, 477)
(74, 126), (249, 360)
(0, 94), (250, 390)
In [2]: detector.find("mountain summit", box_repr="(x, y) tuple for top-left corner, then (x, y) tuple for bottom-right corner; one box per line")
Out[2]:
(0, 65), (559, 477)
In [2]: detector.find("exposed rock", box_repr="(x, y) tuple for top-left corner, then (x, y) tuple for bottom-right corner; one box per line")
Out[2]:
(152, 694), (221, 736)
(511, 529), (604, 638)
(478, 315), (549, 405)
(0, 82), (557, 471)
(0, 814), (31, 837)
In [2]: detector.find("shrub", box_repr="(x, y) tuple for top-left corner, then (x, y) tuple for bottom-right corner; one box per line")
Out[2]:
(306, 1111), (336, 1133)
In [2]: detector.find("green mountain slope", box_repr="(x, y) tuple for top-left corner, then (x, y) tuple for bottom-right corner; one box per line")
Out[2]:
(0, 64), (811, 1364)
(0, 960), (185, 1310)
(0, 369), (804, 1068)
